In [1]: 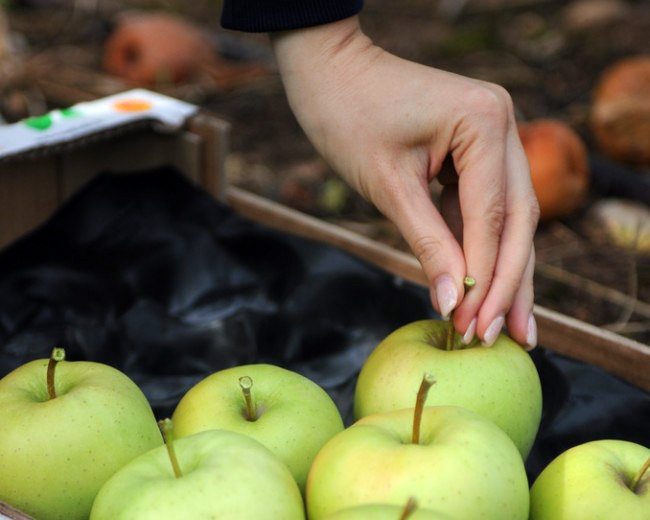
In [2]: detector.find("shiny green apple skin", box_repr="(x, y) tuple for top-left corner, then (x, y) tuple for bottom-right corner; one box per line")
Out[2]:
(530, 439), (650, 520)
(90, 429), (305, 520)
(171, 363), (344, 491)
(323, 504), (453, 519)
(0, 358), (163, 520)
(306, 406), (529, 520)
(354, 319), (542, 458)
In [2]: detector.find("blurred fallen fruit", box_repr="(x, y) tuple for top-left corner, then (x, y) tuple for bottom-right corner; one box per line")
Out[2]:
(591, 55), (650, 166)
(518, 119), (590, 221)
(104, 13), (217, 85)
(588, 198), (650, 253)
(318, 177), (350, 215)
(103, 12), (267, 88)
(562, 0), (629, 32)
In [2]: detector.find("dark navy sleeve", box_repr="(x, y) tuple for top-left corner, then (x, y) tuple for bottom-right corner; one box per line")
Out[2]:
(221, 0), (364, 33)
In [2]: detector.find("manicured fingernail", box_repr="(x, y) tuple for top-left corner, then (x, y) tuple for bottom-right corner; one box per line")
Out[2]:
(462, 318), (477, 344)
(482, 315), (504, 347)
(526, 313), (537, 351)
(435, 275), (457, 319)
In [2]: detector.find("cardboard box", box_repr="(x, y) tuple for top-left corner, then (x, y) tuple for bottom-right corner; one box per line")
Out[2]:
(0, 90), (648, 519)
(0, 90), (229, 249)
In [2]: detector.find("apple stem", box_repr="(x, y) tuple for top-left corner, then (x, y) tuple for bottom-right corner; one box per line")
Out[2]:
(411, 373), (436, 445)
(239, 376), (257, 421)
(631, 456), (650, 494)
(445, 317), (454, 351)
(158, 418), (183, 478)
(398, 497), (418, 520)
(46, 348), (66, 400)
(445, 276), (475, 351)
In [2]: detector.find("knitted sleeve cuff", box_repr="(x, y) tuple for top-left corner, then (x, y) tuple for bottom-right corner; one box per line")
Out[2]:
(221, 0), (364, 33)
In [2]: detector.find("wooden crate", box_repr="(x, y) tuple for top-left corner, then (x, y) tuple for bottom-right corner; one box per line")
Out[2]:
(1, 111), (648, 390)
(0, 111), (648, 519)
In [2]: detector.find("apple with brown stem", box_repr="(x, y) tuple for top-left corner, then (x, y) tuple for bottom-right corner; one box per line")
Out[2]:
(90, 418), (305, 519)
(306, 373), (530, 519)
(0, 348), (163, 520)
(171, 363), (344, 491)
(354, 278), (542, 459)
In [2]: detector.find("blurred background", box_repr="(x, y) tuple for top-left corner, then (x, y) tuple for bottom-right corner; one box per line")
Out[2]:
(1, 0), (649, 345)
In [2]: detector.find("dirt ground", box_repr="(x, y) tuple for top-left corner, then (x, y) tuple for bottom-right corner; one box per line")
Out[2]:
(2, 0), (650, 344)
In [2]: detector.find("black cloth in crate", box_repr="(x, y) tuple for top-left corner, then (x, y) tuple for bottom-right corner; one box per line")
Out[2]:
(0, 167), (648, 480)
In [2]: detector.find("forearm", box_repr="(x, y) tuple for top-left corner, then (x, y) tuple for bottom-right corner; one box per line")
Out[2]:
(270, 17), (380, 165)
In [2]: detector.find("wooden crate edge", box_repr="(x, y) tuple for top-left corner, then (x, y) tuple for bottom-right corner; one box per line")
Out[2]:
(226, 185), (650, 392)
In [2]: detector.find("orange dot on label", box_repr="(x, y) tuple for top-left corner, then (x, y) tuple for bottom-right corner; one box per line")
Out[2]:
(113, 99), (153, 112)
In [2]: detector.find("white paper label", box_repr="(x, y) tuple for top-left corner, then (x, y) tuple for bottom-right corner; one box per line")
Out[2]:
(0, 89), (198, 160)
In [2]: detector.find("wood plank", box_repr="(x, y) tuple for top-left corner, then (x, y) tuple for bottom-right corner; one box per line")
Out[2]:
(227, 186), (426, 286)
(535, 305), (650, 391)
(226, 185), (650, 391)
(0, 501), (34, 520)
(187, 114), (231, 203)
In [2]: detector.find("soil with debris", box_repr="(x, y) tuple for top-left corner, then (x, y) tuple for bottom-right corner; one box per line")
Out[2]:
(2, 0), (650, 344)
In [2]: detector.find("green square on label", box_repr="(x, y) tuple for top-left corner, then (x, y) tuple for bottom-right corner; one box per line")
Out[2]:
(24, 114), (53, 131)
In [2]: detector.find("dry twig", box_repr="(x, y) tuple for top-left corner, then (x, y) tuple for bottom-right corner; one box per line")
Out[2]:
(535, 261), (650, 320)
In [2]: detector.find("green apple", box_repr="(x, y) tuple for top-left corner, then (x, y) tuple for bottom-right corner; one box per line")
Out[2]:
(171, 363), (344, 491)
(354, 319), (542, 458)
(0, 348), (163, 520)
(307, 374), (530, 519)
(530, 439), (650, 520)
(324, 505), (451, 520)
(323, 497), (454, 519)
(90, 420), (305, 519)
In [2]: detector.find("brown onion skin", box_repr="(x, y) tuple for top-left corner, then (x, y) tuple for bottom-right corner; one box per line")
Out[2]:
(591, 55), (650, 166)
(518, 119), (590, 221)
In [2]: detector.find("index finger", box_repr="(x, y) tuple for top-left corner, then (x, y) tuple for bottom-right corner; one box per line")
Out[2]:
(447, 88), (510, 335)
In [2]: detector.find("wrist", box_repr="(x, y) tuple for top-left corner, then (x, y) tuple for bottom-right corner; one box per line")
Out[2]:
(270, 15), (381, 149)
(271, 15), (367, 72)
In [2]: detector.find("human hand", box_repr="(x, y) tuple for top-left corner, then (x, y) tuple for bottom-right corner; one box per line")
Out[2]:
(271, 16), (540, 349)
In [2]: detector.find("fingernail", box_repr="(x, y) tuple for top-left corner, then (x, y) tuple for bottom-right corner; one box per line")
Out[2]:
(525, 313), (537, 351)
(435, 275), (458, 319)
(462, 318), (477, 344)
(482, 315), (504, 347)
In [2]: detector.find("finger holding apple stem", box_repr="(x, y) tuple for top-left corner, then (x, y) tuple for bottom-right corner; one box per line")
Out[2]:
(631, 456), (650, 493)
(46, 347), (66, 400)
(399, 497), (418, 520)
(446, 277), (476, 351)
(412, 373), (435, 445)
(158, 418), (182, 478)
(239, 376), (256, 421)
